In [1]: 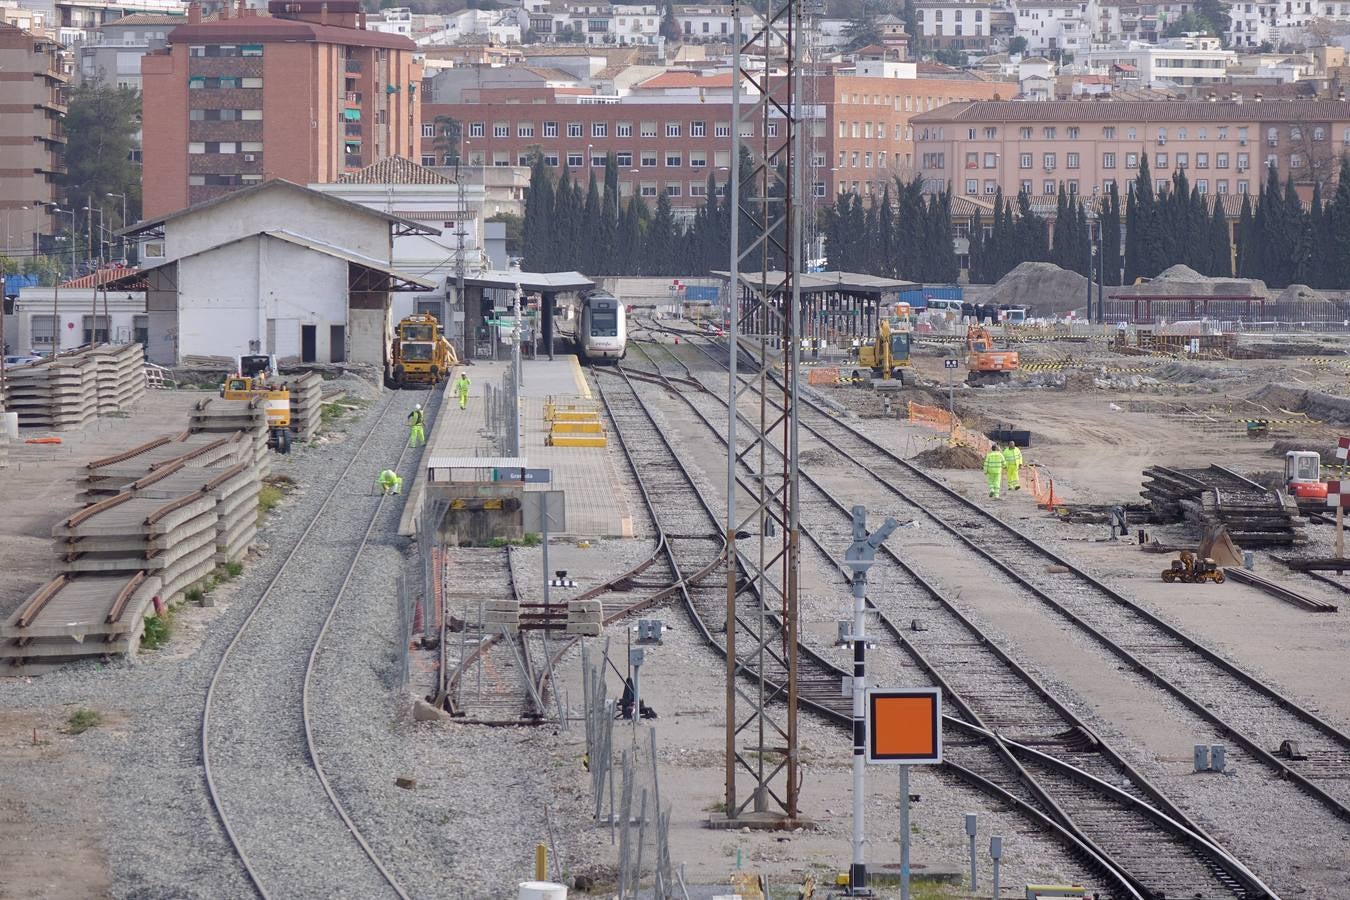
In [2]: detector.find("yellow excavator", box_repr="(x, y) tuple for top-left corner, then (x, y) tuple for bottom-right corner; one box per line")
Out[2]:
(853, 310), (914, 385)
(388, 313), (457, 389)
(220, 354), (292, 454)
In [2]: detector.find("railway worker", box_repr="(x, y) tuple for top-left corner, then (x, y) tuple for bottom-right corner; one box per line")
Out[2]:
(454, 372), (471, 411)
(983, 443), (1006, 500)
(378, 468), (403, 495)
(1001, 442), (1023, 492)
(407, 404), (426, 448)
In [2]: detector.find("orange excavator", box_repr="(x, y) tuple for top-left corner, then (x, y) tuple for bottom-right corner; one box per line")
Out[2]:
(965, 324), (1019, 385)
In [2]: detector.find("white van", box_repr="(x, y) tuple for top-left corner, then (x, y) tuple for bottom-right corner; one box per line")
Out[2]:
(924, 298), (962, 315)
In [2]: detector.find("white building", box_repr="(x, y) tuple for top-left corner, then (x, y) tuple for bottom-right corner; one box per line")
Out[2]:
(12, 284), (146, 355)
(120, 180), (438, 367)
(914, 0), (998, 51)
(1079, 36), (1234, 86)
(1011, 0), (1094, 55)
(672, 4), (762, 42)
(1228, 0), (1350, 48)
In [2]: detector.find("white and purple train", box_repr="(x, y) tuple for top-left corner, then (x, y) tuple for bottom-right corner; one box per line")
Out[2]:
(577, 290), (627, 363)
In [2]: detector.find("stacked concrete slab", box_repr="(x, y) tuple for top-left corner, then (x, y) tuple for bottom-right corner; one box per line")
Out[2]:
(82, 431), (255, 498)
(131, 462), (260, 564)
(187, 397), (271, 479)
(289, 372), (324, 443)
(0, 573), (163, 672)
(90, 343), (147, 415)
(3, 356), (97, 431)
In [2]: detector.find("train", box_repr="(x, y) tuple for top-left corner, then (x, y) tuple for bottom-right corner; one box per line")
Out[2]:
(576, 290), (627, 363)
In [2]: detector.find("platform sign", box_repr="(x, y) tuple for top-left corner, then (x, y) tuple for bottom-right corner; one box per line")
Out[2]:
(866, 687), (942, 765)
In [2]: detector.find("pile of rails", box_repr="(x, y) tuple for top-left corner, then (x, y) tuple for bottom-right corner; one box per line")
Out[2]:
(1, 344), (146, 430)
(0, 398), (270, 673)
(1141, 464), (1303, 547)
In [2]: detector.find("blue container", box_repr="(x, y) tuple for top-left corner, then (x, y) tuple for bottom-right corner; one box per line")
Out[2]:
(4, 274), (38, 297)
(684, 285), (719, 302)
(900, 284), (962, 309)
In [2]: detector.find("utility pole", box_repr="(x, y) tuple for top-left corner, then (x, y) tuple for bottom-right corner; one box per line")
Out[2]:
(844, 506), (899, 894)
(511, 281), (522, 457)
(455, 126), (468, 360)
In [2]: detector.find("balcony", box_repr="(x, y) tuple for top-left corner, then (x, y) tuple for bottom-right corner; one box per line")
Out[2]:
(344, 154), (363, 169)
(344, 123), (362, 137)
(345, 58), (362, 74)
(344, 91), (362, 106)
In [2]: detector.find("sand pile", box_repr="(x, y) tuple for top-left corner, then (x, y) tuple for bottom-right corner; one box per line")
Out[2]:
(912, 443), (984, 469)
(1154, 264), (1207, 282)
(983, 262), (1089, 316)
(1275, 284), (1330, 305)
(1248, 383), (1350, 424)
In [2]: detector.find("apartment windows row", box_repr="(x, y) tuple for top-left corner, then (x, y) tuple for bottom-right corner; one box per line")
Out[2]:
(1003, 125), (1276, 143)
(188, 173), (263, 186)
(837, 150), (894, 169)
(422, 149), (730, 169)
(842, 93), (971, 113)
(190, 108), (262, 121)
(460, 120), (739, 140)
(188, 43), (263, 57)
(1017, 152), (1081, 170)
(188, 75), (263, 89)
(188, 140), (264, 155)
(1004, 178), (1252, 196)
(838, 121), (915, 142)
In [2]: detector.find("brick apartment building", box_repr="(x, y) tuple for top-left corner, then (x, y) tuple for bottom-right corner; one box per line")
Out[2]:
(911, 99), (1350, 204)
(140, 0), (422, 217)
(418, 58), (1003, 211)
(0, 23), (67, 257)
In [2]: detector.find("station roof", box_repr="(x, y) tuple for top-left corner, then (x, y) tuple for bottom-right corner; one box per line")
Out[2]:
(463, 270), (594, 293)
(713, 270), (918, 295)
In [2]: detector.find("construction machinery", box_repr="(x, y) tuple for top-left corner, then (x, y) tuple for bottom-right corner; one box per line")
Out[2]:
(1161, 550), (1226, 584)
(853, 309), (913, 385)
(220, 354), (291, 454)
(965, 324), (1019, 385)
(1285, 450), (1329, 513)
(388, 313), (457, 389)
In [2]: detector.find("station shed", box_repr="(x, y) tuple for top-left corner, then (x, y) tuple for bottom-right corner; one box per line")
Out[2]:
(713, 270), (918, 347)
(460, 270), (593, 361)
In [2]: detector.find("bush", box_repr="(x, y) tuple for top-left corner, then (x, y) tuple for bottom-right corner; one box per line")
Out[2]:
(65, 708), (101, 734)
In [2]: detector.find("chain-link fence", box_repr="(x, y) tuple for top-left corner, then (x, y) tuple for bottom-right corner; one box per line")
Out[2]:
(482, 370), (519, 458)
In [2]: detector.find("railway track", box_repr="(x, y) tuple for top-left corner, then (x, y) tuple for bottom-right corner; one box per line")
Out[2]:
(200, 385), (435, 899)
(600, 357), (1275, 898)
(618, 335), (1280, 898)
(673, 333), (1350, 823)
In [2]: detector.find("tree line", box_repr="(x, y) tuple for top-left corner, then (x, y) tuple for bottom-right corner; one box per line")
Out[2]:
(822, 177), (958, 282)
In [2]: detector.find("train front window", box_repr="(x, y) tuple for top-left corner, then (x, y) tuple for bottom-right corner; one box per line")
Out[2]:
(402, 343), (433, 361)
(591, 308), (618, 337)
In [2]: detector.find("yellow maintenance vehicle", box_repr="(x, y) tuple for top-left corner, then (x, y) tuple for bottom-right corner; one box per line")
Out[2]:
(388, 313), (457, 389)
(220, 354), (292, 454)
(852, 305), (914, 386)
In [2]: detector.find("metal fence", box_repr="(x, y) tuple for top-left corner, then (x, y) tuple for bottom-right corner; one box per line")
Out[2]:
(482, 371), (520, 458)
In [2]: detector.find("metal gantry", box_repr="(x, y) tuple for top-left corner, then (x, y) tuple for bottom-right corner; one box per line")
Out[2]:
(722, 0), (806, 826)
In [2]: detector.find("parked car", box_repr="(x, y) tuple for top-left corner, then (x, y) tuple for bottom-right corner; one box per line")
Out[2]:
(3, 355), (42, 367)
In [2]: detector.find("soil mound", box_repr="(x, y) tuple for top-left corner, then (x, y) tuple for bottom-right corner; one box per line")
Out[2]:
(913, 443), (984, 469)
(1248, 383), (1350, 424)
(1275, 283), (1330, 305)
(983, 262), (1089, 316)
(1155, 264), (1207, 282)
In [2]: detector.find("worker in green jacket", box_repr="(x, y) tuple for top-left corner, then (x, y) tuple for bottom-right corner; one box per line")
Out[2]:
(378, 468), (403, 495)
(983, 444), (1006, 500)
(454, 372), (471, 411)
(1002, 443), (1024, 492)
(407, 404), (425, 448)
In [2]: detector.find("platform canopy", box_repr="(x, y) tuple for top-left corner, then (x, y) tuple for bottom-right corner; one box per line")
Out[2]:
(713, 270), (918, 295)
(462, 270), (594, 293)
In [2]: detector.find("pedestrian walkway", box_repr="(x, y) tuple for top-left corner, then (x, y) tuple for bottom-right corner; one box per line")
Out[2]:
(399, 355), (634, 539)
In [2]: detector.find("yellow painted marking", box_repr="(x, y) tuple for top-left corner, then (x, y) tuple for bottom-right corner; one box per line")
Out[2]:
(569, 354), (593, 400)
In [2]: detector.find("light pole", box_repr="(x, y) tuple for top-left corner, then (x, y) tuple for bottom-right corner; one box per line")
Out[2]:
(46, 206), (78, 355)
(106, 192), (127, 262)
(82, 206), (106, 265)
(4, 205), (29, 256)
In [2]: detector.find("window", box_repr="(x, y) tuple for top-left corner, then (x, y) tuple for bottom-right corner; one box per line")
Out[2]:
(592, 122), (607, 137)
(666, 122), (680, 137)
(716, 122), (730, 138)
(1044, 180), (1056, 195)
(421, 154), (436, 167)
(966, 152), (979, 170)
(1176, 153), (1188, 169)
(864, 152), (872, 167)
(768, 122), (778, 137)
(544, 152), (559, 167)
(641, 121), (657, 138)
(188, 142), (206, 154)
(616, 152), (632, 167)
(1103, 126), (1116, 139)
(690, 181), (707, 197)
(1103, 152), (1116, 169)
(1043, 153), (1056, 170)
(1020, 127), (1032, 139)
(1237, 153), (1249, 170)
(240, 76), (262, 88)
(665, 152), (681, 167)
(691, 120), (705, 137)
(1196, 153), (1208, 169)
(1067, 126), (1079, 139)
(83, 314), (109, 344)
(1291, 153), (1304, 169)
(665, 183), (681, 197)
(518, 123), (534, 138)
(1196, 179), (1208, 194)
(1068, 180), (1078, 195)
(879, 152), (887, 168)
(812, 152), (825, 168)
(1178, 128), (1187, 140)
(966, 178), (978, 194)
(1267, 127), (1278, 146)
(544, 121), (558, 138)
(564, 122), (580, 138)
(813, 181), (827, 198)
(493, 123), (508, 138)
(591, 154), (605, 168)
(1157, 128), (1167, 142)
(1020, 153), (1032, 169)
(421, 123), (434, 138)
(617, 122), (632, 138)
(1020, 179), (1033, 194)
(243, 109), (261, 121)
(1314, 126), (1326, 141)
(984, 180), (997, 194)
(839, 151), (846, 167)
(1067, 152), (1080, 169)
(985, 127), (997, 139)
(1217, 152), (1229, 169)
(30, 314), (56, 347)
(1156, 153), (1168, 168)
(470, 122), (484, 137)
(920, 152), (945, 168)
(567, 152), (583, 167)
(1127, 128), (1137, 140)
(1216, 180), (1229, 194)
(690, 151), (706, 168)
(984, 152), (997, 168)
(517, 154), (531, 166)
(715, 150), (730, 167)
(640, 182), (657, 197)
(851, 151), (860, 167)
(641, 151), (657, 167)
(1238, 180), (1250, 194)
(1043, 127), (1056, 139)
(1291, 126), (1302, 141)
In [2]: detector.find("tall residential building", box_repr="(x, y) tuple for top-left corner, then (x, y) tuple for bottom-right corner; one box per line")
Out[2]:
(0, 22), (66, 257)
(76, 13), (185, 90)
(140, 0), (421, 217)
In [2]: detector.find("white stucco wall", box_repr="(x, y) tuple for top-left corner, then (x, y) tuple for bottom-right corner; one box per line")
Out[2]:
(13, 290), (147, 354)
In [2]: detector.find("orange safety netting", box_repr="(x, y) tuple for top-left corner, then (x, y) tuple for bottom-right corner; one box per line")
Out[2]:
(1022, 464), (1065, 510)
(807, 366), (841, 385)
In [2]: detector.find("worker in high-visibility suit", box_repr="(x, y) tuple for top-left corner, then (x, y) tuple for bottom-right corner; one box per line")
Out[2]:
(407, 404), (425, 448)
(983, 443), (1006, 500)
(1002, 442), (1024, 492)
(454, 372), (471, 411)
(378, 468), (403, 495)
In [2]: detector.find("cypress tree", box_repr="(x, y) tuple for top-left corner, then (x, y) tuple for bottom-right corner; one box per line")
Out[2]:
(600, 153), (620, 275)
(824, 193), (846, 271)
(1123, 186), (1139, 284)
(1133, 154), (1165, 278)
(1051, 183), (1070, 270)
(847, 191), (866, 273)
(581, 170), (602, 274)
(863, 195), (880, 276)
(1186, 186), (1210, 274)
(1102, 182), (1122, 286)
(1257, 164), (1285, 286)
(1309, 181), (1327, 288)
(1328, 156), (1350, 287)
(1074, 198), (1091, 278)
(878, 185), (895, 277)
(1286, 173), (1312, 286)
(1208, 197), (1232, 278)
(523, 155), (555, 271)
(1236, 193), (1255, 278)
(932, 188), (959, 282)
(968, 210), (985, 283)
(616, 197), (641, 276)
(645, 191), (678, 276)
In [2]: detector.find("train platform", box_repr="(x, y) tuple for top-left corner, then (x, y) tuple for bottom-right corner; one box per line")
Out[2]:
(399, 354), (636, 540)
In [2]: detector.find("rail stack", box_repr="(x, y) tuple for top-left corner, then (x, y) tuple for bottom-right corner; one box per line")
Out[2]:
(288, 371), (324, 443)
(1142, 464), (1305, 547)
(0, 573), (164, 671)
(90, 343), (148, 415)
(187, 398), (272, 478)
(2, 355), (97, 431)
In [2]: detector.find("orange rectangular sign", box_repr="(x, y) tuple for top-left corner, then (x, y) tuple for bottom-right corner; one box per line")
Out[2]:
(866, 688), (942, 764)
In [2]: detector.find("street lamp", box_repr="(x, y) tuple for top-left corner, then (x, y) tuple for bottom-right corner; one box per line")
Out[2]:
(82, 206), (107, 266)
(4, 205), (29, 257)
(106, 191), (127, 262)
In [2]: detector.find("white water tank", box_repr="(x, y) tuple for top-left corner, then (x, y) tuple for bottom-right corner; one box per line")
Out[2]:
(518, 882), (567, 900)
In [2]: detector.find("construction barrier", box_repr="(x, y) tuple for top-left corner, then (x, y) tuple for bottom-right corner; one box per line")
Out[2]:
(1023, 464), (1064, 510)
(906, 402), (993, 455)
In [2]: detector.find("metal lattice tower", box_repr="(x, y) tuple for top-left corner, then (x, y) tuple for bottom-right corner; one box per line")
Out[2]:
(721, 0), (805, 827)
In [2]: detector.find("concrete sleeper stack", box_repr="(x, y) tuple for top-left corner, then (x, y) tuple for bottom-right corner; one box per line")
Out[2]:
(288, 371), (324, 443)
(0, 573), (164, 673)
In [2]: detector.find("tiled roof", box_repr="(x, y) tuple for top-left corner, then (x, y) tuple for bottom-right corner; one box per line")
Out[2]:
(913, 98), (1350, 123)
(338, 156), (455, 185)
(103, 13), (188, 26)
(60, 266), (145, 289)
(519, 65), (580, 81)
(635, 70), (734, 89)
(168, 14), (417, 50)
